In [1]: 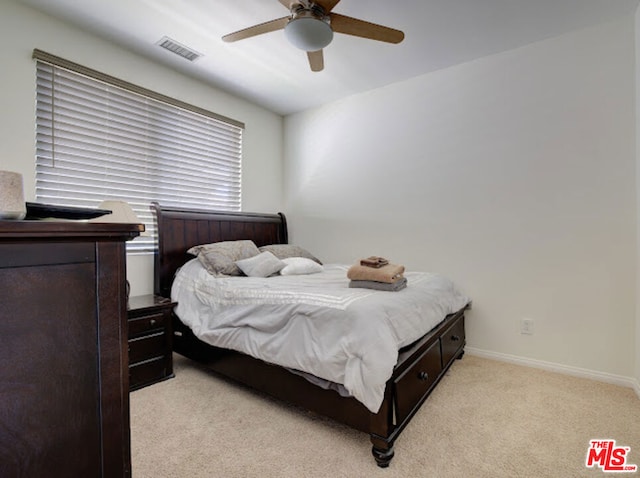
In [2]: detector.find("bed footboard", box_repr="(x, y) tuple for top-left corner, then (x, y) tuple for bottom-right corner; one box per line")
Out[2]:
(368, 308), (466, 467)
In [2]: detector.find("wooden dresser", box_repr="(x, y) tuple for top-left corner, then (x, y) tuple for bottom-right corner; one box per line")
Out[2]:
(0, 220), (142, 477)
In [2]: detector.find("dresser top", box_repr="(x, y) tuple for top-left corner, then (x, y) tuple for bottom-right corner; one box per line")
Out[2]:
(0, 220), (143, 241)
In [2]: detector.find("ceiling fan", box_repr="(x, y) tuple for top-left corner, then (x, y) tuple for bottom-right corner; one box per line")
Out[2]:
(222, 0), (405, 72)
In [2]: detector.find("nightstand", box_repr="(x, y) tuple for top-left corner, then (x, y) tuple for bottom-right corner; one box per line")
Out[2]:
(127, 294), (176, 391)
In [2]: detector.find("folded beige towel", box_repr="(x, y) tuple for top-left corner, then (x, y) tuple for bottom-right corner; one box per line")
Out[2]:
(347, 263), (405, 284)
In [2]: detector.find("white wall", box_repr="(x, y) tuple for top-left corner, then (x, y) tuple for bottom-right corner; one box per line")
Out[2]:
(635, 6), (640, 395)
(0, 1), (284, 296)
(284, 18), (637, 379)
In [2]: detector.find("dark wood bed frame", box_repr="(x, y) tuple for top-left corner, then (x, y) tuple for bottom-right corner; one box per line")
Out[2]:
(152, 202), (467, 468)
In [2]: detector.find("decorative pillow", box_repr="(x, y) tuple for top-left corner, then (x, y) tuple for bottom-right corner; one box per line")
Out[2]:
(235, 251), (285, 278)
(259, 244), (322, 265)
(188, 240), (260, 276)
(279, 257), (324, 276)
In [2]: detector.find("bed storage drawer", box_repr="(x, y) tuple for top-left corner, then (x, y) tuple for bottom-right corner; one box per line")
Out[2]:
(393, 340), (442, 423)
(441, 315), (465, 367)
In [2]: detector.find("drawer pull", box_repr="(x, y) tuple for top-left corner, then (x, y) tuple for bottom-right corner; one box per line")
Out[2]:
(451, 335), (460, 342)
(418, 371), (429, 381)
(149, 319), (157, 326)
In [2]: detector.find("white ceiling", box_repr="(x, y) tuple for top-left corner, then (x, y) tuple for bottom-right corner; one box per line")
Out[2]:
(17, 0), (639, 115)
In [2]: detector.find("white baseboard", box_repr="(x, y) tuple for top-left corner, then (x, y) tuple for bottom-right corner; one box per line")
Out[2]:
(466, 347), (639, 396)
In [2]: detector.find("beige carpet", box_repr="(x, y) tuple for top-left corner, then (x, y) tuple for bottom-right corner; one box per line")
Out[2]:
(130, 354), (640, 478)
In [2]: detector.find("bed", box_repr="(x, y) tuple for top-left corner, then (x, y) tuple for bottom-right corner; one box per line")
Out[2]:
(152, 202), (469, 467)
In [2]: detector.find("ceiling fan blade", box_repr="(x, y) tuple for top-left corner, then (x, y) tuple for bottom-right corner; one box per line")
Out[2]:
(222, 16), (289, 42)
(314, 0), (341, 12)
(307, 50), (324, 72)
(330, 13), (404, 44)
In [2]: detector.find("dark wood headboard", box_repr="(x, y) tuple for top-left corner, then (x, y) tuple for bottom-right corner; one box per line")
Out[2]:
(152, 202), (288, 298)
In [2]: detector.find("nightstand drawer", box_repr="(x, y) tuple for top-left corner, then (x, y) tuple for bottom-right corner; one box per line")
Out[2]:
(129, 332), (166, 364)
(129, 312), (165, 338)
(130, 357), (170, 391)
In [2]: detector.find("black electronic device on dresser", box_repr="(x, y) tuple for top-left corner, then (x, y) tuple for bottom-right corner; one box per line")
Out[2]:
(0, 220), (142, 477)
(127, 294), (176, 391)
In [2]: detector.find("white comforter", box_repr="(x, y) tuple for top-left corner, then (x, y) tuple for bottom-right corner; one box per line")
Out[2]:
(172, 259), (469, 413)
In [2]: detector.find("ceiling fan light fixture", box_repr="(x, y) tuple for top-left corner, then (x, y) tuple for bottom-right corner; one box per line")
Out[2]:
(284, 16), (333, 52)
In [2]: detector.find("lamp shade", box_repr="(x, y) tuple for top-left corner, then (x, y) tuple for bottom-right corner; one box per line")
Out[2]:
(0, 170), (26, 220)
(91, 200), (147, 235)
(94, 200), (140, 222)
(284, 17), (333, 51)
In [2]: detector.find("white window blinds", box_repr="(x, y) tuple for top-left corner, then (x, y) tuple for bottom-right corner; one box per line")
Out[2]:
(33, 50), (243, 253)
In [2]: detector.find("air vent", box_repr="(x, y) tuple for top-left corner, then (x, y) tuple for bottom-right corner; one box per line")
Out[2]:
(157, 37), (202, 62)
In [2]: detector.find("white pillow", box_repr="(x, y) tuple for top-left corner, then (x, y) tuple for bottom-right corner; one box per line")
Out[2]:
(235, 251), (285, 278)
(279, 257), (324, 276)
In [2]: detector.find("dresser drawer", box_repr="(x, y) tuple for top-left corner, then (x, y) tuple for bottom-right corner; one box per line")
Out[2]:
(393, 340), (442, 423)
(129, 332), (167, 364)
(130, 357), (170, 391)
(441, 315), (465, 367)
(129, 311), (166, 338)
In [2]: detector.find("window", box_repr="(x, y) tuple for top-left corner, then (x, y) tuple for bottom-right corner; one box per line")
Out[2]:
(33, 50), (244, 252)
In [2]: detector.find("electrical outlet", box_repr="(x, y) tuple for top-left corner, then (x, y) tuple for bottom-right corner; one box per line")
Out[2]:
(521, 318), (534, 335)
